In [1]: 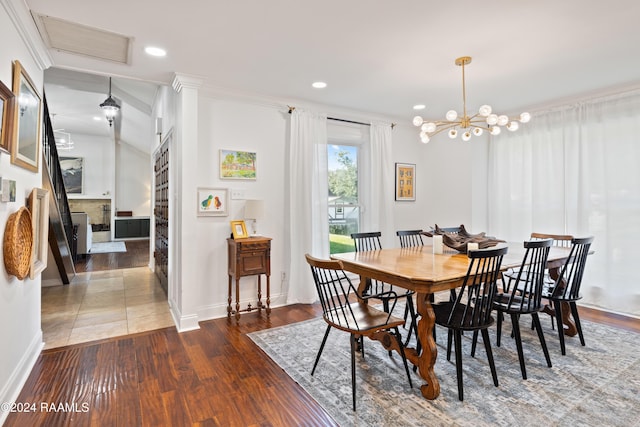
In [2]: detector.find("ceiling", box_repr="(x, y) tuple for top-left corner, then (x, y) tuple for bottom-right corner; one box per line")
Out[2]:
(24, 0), (640, 151)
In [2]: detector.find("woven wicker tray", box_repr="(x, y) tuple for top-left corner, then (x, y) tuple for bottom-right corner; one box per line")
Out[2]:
(3, 207), (33, 280)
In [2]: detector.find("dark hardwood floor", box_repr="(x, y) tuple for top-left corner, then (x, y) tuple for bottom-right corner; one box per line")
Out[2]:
(74, 239), (150, 272)
(7, 297), (638, 426)
(7, 304), (336, 427)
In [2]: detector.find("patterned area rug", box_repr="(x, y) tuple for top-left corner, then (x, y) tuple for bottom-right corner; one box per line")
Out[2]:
(249, 312), (640, 427)
(89, 241), (127, 254)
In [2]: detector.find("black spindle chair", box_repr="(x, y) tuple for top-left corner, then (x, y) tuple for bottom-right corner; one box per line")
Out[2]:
(433, 246), (508, 401)
(542, 236), (594, 355)
(479, 239), (554, 380)
(306, 254), (413, 411)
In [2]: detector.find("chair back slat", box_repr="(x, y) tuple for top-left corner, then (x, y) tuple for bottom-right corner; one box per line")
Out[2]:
(350, 232), (391, 296)
(531, 232), (573, 248)
(351, 231), (382, 252)
(447, 246), (508, 329)
(396, 229), (424, 248)
(306, 254), (361, 330)
(552, 237), (594, 301)
(502, 239), (553, 312)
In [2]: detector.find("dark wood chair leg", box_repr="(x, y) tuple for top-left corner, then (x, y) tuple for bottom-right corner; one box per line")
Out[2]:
(554, 301), (566, 355)
(470, 330), (478, 358)
(510, 313), (527, 380)
(350, 334), (357, 411)
(447, 329), (453, 361)
(496, 311), (503, 347)
(454, 330), (464, 401)
(570, 302), (586, 346)
(481, 328), (499, 387)
(532, 312), (552, 368)
(311, 325), (331, 375)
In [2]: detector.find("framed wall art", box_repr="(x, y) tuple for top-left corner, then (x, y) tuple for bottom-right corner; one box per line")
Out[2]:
(230, 220), (249, 239)
(59, 156), (84, 194)
(0, 79), (15, 153)
(197, 187), (229, 216)
(28, 188), (50, 279)
(395, 162), (416, 201)
(11, 60), (42, 173)
(220, 149), (257, 180)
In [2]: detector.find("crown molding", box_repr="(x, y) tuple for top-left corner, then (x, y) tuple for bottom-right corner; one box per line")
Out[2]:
(172, 73), (204, 92)
(1, 0), (52, 70)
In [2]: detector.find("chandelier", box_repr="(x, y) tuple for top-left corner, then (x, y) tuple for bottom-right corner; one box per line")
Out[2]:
(412, 56), (530, 143)
(99, 77), (120, 127)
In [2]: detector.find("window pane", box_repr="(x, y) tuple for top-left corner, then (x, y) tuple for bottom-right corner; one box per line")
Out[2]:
(328, 144), (359, 254)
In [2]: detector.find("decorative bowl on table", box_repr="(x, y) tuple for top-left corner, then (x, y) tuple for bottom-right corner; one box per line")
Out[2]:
(422, 224), (505, 253)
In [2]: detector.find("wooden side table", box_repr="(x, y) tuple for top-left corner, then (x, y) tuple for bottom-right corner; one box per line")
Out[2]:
(227, 236), (272, 321)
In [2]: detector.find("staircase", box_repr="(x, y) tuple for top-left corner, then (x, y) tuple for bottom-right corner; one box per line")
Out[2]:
(42, 95), (76, 284)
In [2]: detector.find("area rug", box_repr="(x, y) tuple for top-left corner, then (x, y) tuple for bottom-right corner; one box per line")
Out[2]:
(89, 241), (127, 254)
(249, 312), (640, 427)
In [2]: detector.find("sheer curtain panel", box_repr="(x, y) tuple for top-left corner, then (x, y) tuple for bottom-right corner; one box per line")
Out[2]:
(488, 91), (640, 317)
(287, 109), (329, 304)
(364, 122), (395, 248)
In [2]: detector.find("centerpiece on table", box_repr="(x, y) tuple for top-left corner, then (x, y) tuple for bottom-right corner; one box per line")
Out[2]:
(422, 224), (505, 252)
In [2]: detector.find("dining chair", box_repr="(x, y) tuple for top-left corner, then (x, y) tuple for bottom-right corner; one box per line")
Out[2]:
(542, 236), (594, 355)
(305, 254), (413, 411)
(480, 239), (554, 380)
(432, 245), (508, 401)
(396, 229), (424, 248)
(351, 231), (419, 348)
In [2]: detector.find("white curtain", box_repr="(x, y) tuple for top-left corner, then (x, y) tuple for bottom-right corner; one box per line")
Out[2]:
(364, 122), (395, 248)
(287, 109), (329, 304)
(488, 91), (640, 317)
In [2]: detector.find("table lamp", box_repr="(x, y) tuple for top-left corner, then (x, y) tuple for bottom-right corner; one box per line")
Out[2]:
(244, 200), (264, 236)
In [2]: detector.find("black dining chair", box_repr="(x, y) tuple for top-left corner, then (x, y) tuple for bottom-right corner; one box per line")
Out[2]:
(433, 245), (508, 401)
(351, 231), (419, 348)
(306, 254), (413, 411)
(480, 239), (554, 380)
(542, 236), (594, 355)
(396, 229), (424, 248)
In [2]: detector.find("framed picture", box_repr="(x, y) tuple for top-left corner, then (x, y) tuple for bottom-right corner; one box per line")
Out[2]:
(0, 79), (15, 153)
(395, 163), (416, 201)
(197, 187), (229, 216)
(28, 188), (50, 279)
(220, 149), (257, 180)
(230, 220), (249, 239)
(11, 60), (42, 173)
(59, 156), (84, 194)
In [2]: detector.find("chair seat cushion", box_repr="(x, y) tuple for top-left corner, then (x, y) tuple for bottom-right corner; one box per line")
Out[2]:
(433, 301), (495, 331)
(492, 293), (542, 314)
(326, 302), (406, 333)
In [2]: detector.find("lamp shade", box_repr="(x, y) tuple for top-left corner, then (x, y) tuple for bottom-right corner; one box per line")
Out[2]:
(244, 200), (264, 219)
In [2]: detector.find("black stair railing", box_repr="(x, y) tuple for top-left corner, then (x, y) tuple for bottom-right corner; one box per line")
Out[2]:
(42, 94), (76, 262)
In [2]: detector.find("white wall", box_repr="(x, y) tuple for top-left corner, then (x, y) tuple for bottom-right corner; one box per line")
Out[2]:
(62, 132), (115, 197)
(115, 142), (151, 216)
(0, 1), (47, 422)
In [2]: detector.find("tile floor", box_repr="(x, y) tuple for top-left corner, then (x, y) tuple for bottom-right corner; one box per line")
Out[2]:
(41, 267), (175, 350)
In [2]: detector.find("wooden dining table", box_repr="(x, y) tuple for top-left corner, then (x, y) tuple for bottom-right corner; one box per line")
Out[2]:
(331, 243), (573, 400)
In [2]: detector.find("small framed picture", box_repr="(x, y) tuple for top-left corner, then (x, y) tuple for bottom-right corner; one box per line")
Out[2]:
(0, 79), (15, 154)
(197, 187), (229, 216)
(28, 188), (50, 279)
(230, 220), (249, 239)
(220, 149), (257, 180)
(395, 162), (416, 201)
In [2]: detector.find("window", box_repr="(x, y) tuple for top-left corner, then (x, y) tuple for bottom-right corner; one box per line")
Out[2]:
(328, 144), (359, 254)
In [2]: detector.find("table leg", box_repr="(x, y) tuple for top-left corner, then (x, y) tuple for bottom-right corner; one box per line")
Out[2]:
(372, 291), (440, 399)
(235, 278), (241, 321)
(227, 275), (232, 318)
(542, 268), (577, 336)
(266, 274), (271, 315)
(257, 275), (263, 311)
(414, 292), (440, 400)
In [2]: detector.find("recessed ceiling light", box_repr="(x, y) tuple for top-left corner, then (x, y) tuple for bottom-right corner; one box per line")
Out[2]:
(413, 104), (426, 110)
(145, 46), (167, 57)
(312, 81), (327, 89)
(93, 116), (102, 121)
